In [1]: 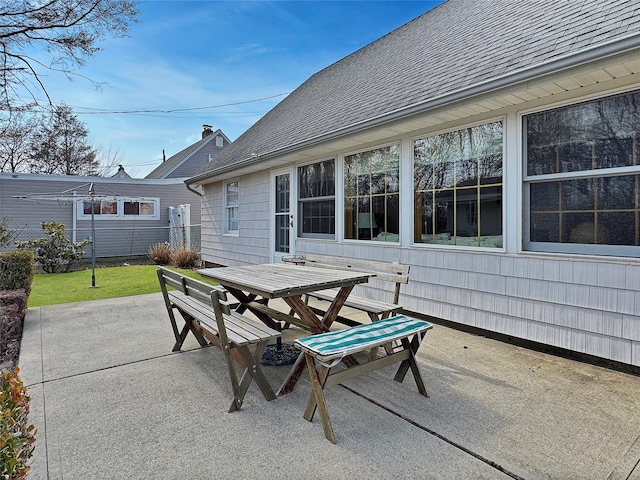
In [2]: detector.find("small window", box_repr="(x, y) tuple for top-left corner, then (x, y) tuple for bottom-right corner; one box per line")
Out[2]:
(216, 135), (224, 147)
(224, 181), (239, 233)
(78, 198), (159, 220)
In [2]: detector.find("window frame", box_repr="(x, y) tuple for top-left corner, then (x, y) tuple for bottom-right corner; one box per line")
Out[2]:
(223, 180), (239, 235)
(77, 197), (160, 220)
(522, 89), (640, 257)
(343, 142), (401, 243)
(297, 158), (336, 239)
(412, 119), (505, 249)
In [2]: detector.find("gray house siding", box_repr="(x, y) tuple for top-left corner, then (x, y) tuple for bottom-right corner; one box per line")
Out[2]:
(201, 171), (271, 265)
(1, 173), (201, 257)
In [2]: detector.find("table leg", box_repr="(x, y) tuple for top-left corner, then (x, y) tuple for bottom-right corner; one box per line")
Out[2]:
(278, 286), (357, 394)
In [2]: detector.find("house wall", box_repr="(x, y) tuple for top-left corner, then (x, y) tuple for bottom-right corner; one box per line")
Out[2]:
(201, 170), (271, 265)
(199, 75), (640, 367)
(1, 173), (202, 257)
(0, 173), (201, 228)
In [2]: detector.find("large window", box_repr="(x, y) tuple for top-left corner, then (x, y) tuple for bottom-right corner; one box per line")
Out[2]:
(414, 122), (503, 248)
(344, 144), (400, 241)
(224, 181), (239, 234)
(78, 198), (159, 220)
(298, 159), (335, 238)
(524, 90), (640, 256)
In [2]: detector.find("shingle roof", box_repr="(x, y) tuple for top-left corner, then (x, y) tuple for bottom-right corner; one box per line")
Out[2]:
(146, 129), (229, 179)
(192, 0), (640, 182)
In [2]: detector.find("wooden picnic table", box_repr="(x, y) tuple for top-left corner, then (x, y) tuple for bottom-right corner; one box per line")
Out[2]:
(198, 263), (372, 394)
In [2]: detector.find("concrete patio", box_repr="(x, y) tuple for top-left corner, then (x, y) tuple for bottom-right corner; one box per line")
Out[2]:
(18, 292), (640, 479)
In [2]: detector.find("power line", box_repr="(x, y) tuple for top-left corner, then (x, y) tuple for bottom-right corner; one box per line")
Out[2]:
(69, 92), (289, 115)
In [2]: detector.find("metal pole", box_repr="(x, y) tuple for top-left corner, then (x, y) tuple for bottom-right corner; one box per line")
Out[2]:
(89, 183), (97, 288)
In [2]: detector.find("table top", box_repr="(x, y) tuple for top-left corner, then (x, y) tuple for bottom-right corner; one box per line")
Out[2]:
(198, 263), (371, 299)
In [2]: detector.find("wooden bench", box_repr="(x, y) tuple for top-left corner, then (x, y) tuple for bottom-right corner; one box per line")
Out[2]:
(295, 314), (433, 443)
(299, 254), (410, 324)
(157, 267), (281, 412)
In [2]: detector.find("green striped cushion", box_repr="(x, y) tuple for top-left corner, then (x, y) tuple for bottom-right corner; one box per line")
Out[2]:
(295, 315), (432, 360)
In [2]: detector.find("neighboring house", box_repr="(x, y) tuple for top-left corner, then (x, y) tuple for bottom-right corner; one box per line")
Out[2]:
(0, 171), (201, 257)
(187, 1), (640, 368)
(145, 125), (231, 180)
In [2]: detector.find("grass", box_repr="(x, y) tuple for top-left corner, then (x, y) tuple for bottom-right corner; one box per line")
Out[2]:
(28, 265), (215, 307)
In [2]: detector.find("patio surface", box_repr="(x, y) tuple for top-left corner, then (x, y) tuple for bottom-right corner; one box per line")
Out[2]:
(18, 292), (640, 480)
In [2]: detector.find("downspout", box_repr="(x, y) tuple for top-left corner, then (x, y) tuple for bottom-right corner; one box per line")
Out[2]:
(185, 180), (202, 197)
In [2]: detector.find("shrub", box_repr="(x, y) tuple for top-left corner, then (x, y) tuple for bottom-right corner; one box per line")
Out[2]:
(171, 247), (200, 269)
(148, 242), (172, 265)
(0, 252), (35, 296)
(0, 291), (27, 373)
(0, 367), (36, 479)
(0, 218), (13, 247)
(16, 221), (89, 273)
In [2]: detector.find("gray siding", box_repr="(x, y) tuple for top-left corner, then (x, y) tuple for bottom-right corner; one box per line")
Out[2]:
(295, 240), (640, 366)
(0, 174), (200, 230)
(201, 171), (271, 265)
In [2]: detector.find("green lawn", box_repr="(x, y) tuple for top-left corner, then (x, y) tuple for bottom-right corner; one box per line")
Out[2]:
(28, 265), (215, 307)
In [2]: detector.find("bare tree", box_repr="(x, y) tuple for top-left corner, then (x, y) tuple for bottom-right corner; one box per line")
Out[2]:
(0, 110), (36, 171)
(0, 0), (139, 112)
(29, 103), (99, 175)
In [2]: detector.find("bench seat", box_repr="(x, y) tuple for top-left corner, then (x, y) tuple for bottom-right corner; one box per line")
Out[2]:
(308, 288), (402, 317)
(169, 292), (280, 347)
(295, 314), (433, 443)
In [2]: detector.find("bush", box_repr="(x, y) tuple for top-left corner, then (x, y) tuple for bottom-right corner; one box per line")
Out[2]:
(0, 291), (27, 373)
(148, 242), (172, 265)
(0, 252), (35, 296)
(171, 247), (200, 269)
(16, 221), (89, 273)
(0, 367), (36, 479)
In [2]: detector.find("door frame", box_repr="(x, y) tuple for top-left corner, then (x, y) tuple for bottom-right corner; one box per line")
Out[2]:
(270, 167), (296, 263)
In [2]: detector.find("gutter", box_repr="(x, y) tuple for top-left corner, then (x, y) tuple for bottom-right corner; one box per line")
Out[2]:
(187, 33), (640, 184)
(184, 180), (202, 196)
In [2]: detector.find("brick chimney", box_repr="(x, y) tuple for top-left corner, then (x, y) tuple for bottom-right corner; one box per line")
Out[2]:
(202, 125), (213, 139)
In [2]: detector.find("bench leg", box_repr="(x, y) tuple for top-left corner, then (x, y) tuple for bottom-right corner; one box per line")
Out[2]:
(230, 341), (277, 411)
(303, 354), (336, 444)
(394, 335), (428, 397)
(228, 341), (277, 412)
(173, 310), (208, 351)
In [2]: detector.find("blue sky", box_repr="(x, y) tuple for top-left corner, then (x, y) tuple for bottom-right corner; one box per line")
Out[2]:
(35, 1), (443, 177)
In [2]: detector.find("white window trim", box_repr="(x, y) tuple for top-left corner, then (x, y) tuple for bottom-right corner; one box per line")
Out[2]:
(342, 141), (402, 244)
(410, 117), (506, 250)
(520, 89), (640, 257)
(223, 179), (239, 235)
(76, 198), (160, 220)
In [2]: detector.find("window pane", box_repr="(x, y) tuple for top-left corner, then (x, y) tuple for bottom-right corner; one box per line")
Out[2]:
(299, 159), (335, 198)
(526, 90), (640, 176)
(100, 202), (117, 215)
(226, 182), (239, 206)
(344, 144), (400, 241)
(139, 202), (154, 215)
(124, 202), (139, 215)
(529, 175), (639, 247)
(83, 202), (99, 215)
(414, 122), (503, 247)
(298, 160), (335, 237)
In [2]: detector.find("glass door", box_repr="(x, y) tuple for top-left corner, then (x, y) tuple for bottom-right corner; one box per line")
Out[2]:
(273, 170), (294, 262)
